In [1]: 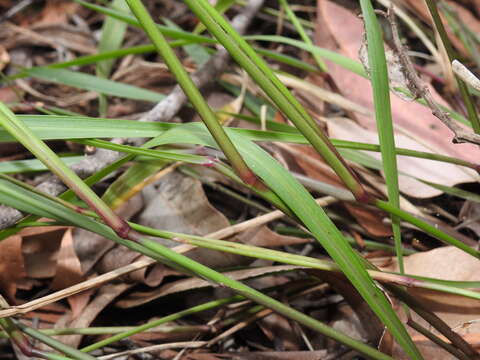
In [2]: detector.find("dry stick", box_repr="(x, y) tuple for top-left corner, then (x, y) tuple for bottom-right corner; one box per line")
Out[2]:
(0, 0), (265, 230)
(384, 6), (480, 146)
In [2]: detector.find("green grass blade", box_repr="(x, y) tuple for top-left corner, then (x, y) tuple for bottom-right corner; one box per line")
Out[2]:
(0, 115), (474, 171)
(25, 67), (165, 103)
(359, 1), (404, 276)
(96, 0), (130, 115)
(277, 0), (327, 71)
(0, 156), (84, 174)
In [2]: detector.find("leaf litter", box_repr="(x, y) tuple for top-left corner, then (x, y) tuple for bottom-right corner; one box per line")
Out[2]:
(1, 0), (480, 359)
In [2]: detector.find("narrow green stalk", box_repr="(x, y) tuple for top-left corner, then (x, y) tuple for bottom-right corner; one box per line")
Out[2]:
(331, 139), (480, 172)
(359, 0), (404, 274)
(276, 226), (416, 255)
(277, 0), (327, 71)
(130, 225), (480, 300)
(424, 0), (480, 133)
(126, 0), (258, 186)
(81, 296), (242, 352)
(183, 0), (370, 202)
(375, 199), (480, 259)
(0, 103), (131, 238)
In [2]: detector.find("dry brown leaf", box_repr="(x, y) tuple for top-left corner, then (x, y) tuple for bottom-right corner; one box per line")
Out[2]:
(258, 313), (302, 351)
(0, 45), (9, 72)
(138, 171), (247, 268)
(51, 229), (83, 290)
(309, 270), (385, 346)
(51, 228), (88, 319)
(328, 117), (476, 198)
(383, 246), (480, 359)
(22, 226), (67, 279)
(344, 203), (392, 237)
(0, 86), (21, 103)
(315, 1), (479, 198)
(0, 235), (25, 302)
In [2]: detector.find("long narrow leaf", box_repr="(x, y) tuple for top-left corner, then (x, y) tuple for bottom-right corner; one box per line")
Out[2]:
(359, 2), (404, 274)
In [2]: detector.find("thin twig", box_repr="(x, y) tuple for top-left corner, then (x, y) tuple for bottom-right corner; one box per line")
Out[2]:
(0, 0), (265, 230)
(384, 5), (480, 146)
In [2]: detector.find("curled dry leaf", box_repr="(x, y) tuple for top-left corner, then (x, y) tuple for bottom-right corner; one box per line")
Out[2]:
(316, 0), (479, 198)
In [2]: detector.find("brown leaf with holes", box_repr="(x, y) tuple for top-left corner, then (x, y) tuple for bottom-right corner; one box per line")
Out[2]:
(0, 235), (25, 302)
